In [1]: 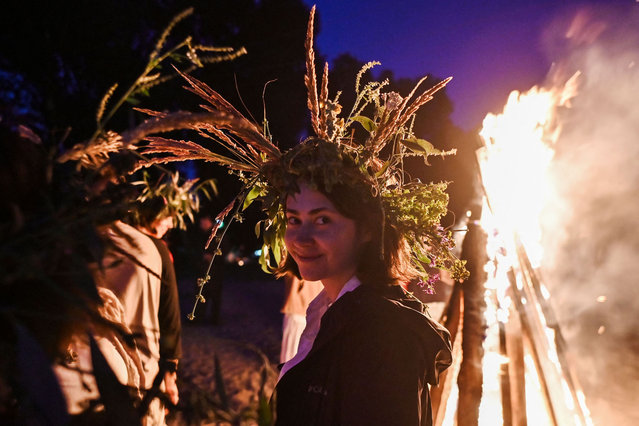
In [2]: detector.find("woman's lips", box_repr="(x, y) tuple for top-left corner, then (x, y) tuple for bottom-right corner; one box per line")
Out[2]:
(295, 253), (322, 262)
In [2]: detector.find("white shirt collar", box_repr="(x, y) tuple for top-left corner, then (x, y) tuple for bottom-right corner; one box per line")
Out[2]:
(332, 275), (362, 304)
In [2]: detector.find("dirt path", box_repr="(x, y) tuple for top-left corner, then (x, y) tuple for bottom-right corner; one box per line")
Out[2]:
(169, 265), (284, 425)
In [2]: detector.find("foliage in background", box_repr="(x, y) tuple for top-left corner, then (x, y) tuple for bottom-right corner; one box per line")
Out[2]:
(58, 7), (245, 170)
(132, 171), (217, 230)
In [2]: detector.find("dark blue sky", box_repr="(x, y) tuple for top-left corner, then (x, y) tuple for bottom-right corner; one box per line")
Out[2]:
(303, 0), (634, 130)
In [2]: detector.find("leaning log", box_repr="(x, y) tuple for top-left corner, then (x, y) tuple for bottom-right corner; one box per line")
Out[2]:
(457, 211), (489, 426)
(431, 281), (464, 425)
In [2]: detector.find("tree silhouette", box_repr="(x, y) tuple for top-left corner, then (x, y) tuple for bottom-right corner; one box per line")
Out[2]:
(0, 0), (311, 148)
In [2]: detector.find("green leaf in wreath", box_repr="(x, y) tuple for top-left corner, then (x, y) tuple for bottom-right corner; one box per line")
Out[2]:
(259, 244), (271, 273)
(243, 185), (264, 211)
(401, 137), (457, 165)
(375, 160), (391, 178)
(352, 115), (376, 133)
(401, 137), (438, 155)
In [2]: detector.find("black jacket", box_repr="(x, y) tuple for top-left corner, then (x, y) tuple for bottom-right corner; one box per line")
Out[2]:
(273, 284), (452, 426)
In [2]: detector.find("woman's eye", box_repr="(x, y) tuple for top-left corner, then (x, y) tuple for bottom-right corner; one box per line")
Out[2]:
(315, 216), (331, 225)
(286, 216), (300, 225)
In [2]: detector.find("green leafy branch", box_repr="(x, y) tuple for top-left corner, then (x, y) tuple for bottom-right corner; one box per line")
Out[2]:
(132, 170), (217, 230)
(188, 179), (258, 320)
(92, 7), (247, 142)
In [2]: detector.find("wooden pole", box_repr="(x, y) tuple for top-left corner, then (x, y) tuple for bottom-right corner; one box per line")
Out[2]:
(431, 282), (463, 425)
(514, 238), (591, 425)
(497, 294), (513, 426)
(457, 212), (489, 426)
(508, 267), (560, 426)
(504, 291), (527, 426)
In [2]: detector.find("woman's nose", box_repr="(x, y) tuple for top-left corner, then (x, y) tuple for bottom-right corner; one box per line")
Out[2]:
(289, 223), (315, 245)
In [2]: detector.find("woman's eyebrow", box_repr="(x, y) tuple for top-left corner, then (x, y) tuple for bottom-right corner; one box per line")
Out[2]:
(286, 207), (331, 215)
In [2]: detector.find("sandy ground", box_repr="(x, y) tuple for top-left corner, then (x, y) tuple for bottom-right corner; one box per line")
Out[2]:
(168, 264), (284, 425)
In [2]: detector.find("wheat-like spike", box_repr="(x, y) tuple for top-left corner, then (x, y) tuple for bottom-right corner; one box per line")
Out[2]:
(120, 111), (215, 145)
(395, 77), (452, 132)
(197, 124), (246, 155)
(176, 67), (278, 159)
(96, 83), (119, 125)
(244, 141), (261, 160)
(133, 107), (167, 118)
(318, 61), (330, 138)
(203, 197), (238, 248)
(193, 45), (235, 52)
(57, 130), (124, 165)
(131, 156), (202, 174)
(175, 67), (244, 117)
(137, 137), (256, 172)
(304, 5), (321, 136)
(368, 76), (429, 152)
(200, 47), (247, 64)
(150, 7), (194, 61)
(141, 135), (206, 150)
(355, 61), (381, 94)
(374, 77), (452, 152)
(198, 125), (259, 168)
(123, 109), (281, 161)
(125, 111), (217, 141)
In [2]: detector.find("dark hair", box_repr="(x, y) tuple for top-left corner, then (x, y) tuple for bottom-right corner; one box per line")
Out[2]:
(129, 196), (169, 231)
(272, 139), (415, 287)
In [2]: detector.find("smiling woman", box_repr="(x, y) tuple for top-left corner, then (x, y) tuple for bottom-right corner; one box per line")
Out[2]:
(268, 139), (453, 426)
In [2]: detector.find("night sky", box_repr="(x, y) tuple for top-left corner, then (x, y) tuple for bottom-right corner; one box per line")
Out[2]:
(303, 0), (635, 130)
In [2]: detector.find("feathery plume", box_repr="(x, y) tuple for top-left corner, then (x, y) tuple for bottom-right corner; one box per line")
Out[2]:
(96, 83), (119, 125)
(318, 61), (330, 138)
(304, 6), (321, 136)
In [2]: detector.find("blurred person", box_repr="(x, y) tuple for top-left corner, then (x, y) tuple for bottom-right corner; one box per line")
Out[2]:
(131, 196), (183, 410)
(94, 219), (166, 424)
(279, 275), (322, 363)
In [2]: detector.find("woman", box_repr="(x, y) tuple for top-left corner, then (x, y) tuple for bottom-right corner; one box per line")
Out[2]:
(268, 140), (453, 426)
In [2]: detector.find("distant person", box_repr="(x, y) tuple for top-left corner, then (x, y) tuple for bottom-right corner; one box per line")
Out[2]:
(130, 196), (183, 409)
(279, 275), (322, 363)
(94, 219), (167, 424)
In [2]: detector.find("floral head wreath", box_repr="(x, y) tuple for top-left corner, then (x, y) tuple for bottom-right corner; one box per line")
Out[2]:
(118, 6), (467, 318)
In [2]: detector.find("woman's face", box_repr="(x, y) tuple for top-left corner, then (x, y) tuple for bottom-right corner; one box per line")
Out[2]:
(284, 183), (364, 291)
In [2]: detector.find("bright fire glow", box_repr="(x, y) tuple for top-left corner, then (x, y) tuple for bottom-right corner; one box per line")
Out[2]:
(478, 74), (579, 267)
(476, 72), (593, 426)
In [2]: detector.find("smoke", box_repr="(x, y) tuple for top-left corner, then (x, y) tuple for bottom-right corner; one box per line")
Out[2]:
(539, 4), (639, 425)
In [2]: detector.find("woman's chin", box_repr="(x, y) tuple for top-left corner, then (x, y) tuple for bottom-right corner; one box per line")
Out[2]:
(298, 267), (323, 283)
